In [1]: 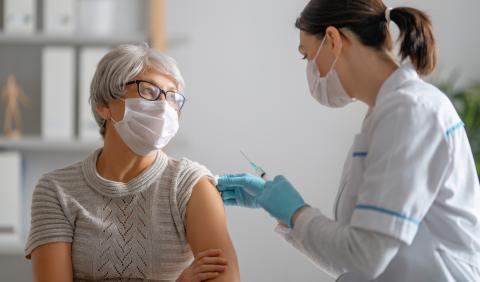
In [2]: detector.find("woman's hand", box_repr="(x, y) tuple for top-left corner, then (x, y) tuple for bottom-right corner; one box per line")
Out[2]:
(176, 249), (228, 282)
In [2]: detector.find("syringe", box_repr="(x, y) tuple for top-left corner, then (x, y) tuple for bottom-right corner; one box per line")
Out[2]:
(240, 150), (268, 180)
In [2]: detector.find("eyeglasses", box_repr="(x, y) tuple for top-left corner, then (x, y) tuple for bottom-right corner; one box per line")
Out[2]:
(125, 80), (186, 110)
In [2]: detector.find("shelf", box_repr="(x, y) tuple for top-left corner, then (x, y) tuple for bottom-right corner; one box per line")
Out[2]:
(0, 32), (149, 46)
(0, 33), (190, 48)
(0, 242), (24, 256)
(0, 137), (102, 152)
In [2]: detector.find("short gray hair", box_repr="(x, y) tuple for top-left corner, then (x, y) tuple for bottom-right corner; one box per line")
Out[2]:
(89, 43), (185, 137)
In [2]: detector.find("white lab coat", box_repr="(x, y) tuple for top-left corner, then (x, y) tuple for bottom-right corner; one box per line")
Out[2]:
(276, 64), (480, 281)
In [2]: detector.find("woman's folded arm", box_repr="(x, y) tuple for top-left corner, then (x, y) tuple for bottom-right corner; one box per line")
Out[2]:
(185, 176), (241, 282)
(31, 242), (73, 282)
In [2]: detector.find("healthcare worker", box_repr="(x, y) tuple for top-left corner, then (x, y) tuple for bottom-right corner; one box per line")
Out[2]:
(217, 0), (480, 281)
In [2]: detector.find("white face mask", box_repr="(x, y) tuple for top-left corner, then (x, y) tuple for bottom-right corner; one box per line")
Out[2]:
(111, 98), (179, 156)
(306, 36), (354, 108)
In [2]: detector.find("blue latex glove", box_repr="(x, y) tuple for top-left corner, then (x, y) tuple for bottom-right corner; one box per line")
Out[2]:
(258, 175), (307, 228)
(217, 173), (265, 208)
(217, 173), (307, 228)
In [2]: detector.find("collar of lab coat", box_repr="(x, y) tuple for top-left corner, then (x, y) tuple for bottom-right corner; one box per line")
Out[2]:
(361, 62), (419, 132)
(375, 62), (419, 106)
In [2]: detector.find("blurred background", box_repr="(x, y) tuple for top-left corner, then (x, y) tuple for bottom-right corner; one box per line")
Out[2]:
(0, 0), (479, 281)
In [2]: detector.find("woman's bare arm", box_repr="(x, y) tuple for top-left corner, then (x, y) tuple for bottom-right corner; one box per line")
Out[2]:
(185, 176), (240, 282)
(31, 242), (73, 282)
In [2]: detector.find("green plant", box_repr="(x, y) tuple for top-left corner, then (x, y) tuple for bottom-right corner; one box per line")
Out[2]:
(438, 81), (480, 175)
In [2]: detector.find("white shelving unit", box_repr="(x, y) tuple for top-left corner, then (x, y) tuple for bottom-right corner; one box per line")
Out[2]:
(0, 33), (188, 48)
(0, 0), (167, 257)
(0, 33), (149, 46)
(0, 241), (26, 256)
(0, 138), (102, 255)
(0, 137), (102, 152)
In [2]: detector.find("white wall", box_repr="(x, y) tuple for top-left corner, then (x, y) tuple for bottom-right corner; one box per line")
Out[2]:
(165, 1), (365, 281)
(164, 0), (480, 281)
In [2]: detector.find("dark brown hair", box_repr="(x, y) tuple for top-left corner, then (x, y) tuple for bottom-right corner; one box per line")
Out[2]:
(295, 0), (437, 75)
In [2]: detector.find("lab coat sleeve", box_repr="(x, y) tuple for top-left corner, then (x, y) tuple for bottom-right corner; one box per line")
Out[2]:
(275, 207), (403, 280)
(350, 101), (451, 244)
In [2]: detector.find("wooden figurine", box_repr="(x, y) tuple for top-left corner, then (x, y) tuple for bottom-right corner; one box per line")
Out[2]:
(2, 75), (29, 139)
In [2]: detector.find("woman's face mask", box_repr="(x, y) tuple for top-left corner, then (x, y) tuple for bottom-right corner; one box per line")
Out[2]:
(111, 98), (179, 156)
(306, 35), (354, 108)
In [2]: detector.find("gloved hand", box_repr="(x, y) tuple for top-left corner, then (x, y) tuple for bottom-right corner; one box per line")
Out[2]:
(217, 173), (307, 228)
(258, 175), (307, 228)
(217, 173), (265, 208)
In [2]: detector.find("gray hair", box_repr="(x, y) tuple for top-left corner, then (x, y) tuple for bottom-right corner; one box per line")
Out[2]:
(89, 43), (185, 137)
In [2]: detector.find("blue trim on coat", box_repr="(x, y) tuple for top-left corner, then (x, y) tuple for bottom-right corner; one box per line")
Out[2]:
(352, 151), (368, 157)
(355, 204), (420, 224)
(446, 121), (465, 136)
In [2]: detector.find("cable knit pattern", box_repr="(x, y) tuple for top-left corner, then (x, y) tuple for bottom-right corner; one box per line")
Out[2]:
(94, 191), (151, 279)
(25, 149), (215, 282)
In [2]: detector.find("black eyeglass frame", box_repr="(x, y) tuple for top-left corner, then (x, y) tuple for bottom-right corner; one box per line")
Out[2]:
(125, 79), (186, 110)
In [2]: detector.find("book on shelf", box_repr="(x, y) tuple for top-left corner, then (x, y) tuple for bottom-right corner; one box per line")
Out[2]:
(76, 0), (115, 36)
(79, 47), (109, 140)
(3, 0), (36, 34)
(43, 0), (75, 34)
(0, 151), (22, 246)
(41, 46), (75, 140)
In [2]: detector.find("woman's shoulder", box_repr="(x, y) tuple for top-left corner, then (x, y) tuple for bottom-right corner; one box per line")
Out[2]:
(36, 161), (84, 194)
(162, 156), (217, 223)
(165, 156), (213, 179)
(163, 155), (216, 195)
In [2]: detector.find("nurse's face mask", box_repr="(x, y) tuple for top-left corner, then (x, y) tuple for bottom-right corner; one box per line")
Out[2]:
(306, 34), (354, 108)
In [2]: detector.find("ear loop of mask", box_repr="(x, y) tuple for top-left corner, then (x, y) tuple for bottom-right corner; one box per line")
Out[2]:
(329, 39), (342, 72)
(313, 32), (355, 102)
(312, 36), (327, 62)
(108, 97), (127, 125)
(328, 35), (356, 101)
(312, 34), (342, 76)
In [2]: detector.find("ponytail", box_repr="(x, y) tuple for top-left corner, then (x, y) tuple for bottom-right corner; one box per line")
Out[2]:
(295, 0), (437, 75)
(390, 7), (437, 75)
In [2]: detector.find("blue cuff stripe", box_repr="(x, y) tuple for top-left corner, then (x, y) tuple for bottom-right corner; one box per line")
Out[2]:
(355, 204), (420, 224)
(352, 151), (368, 157)
(446, 121), (465, 136)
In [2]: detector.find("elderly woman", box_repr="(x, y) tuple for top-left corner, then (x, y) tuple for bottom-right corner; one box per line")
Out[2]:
(25, 44), (240, 282)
